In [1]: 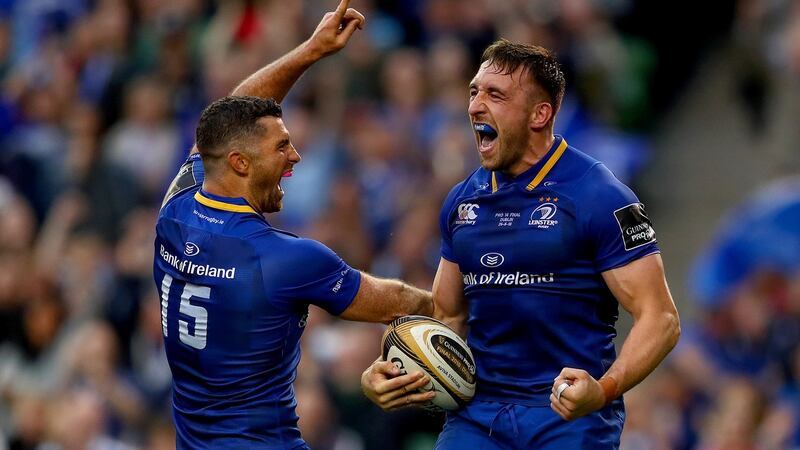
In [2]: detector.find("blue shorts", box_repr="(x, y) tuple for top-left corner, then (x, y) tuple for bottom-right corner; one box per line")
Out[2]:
(435, 399), (624, 450)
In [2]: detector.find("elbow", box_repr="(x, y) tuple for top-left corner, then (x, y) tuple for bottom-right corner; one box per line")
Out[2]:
(665, 310), (681, 351)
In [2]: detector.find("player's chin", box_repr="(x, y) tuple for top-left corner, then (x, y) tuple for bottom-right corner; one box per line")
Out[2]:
(269, 197), (283, 213)
(479, 154), (501, 171)
(264, 192), (283, 213)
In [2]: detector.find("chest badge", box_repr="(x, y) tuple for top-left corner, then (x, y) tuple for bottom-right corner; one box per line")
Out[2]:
(528, 197), (559, 229)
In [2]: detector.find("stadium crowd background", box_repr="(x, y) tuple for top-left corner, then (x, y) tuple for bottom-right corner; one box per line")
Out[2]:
(0, 0), (799, 449)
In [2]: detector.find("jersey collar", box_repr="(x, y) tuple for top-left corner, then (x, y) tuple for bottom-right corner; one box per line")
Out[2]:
(194, 190), (258, 214)
(491, 135), (568, 193)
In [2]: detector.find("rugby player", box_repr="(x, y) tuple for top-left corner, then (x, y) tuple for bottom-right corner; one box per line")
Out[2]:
(153, 2), (434, 448)
(361, 40), (681, 449)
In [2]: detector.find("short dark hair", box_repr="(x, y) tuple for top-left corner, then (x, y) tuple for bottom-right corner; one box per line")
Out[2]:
(195, 96), (283, 159)
(481, 39), (566, 113)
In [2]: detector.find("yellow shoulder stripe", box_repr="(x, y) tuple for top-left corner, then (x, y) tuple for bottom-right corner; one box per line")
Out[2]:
(194, 191), (257, 213)
(491, 172), (498, 193)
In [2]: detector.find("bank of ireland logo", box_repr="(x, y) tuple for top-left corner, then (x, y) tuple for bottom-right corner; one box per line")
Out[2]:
(455, 203), (479, 225)
(528, 200), (559, 229)
(480, 252), (504, 268)
(184, 242), (200, 256)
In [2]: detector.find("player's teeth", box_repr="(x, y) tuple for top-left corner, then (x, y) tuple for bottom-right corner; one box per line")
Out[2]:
(481, 135), (493, 146)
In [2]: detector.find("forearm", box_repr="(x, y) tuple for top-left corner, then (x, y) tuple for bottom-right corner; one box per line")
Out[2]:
(396, 282), (434, 319)
(602, 309), (680, 398)
(340, 273), (432, 324)
(369, 279), (432, 324)
(231, 40), (322, 102)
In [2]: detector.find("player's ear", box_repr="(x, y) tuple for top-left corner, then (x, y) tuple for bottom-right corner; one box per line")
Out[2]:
(529, 101), (553, 131)
(227, 151), (250, 175)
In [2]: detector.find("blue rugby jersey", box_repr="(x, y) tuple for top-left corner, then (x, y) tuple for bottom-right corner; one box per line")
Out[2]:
(154, 154), (361, 449)
(440, 136), (659, 406)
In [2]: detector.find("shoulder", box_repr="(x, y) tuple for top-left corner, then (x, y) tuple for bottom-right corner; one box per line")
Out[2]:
(257, 234), (353, 294)
(569, 158), (657, 256)
(158, 185), (202, 222)
(579, 161), (639, 207)
(161, 153), (204, 209)
(549, 143), (637, 206)
(254, 232), (341, 268)
(442, 168), (493, 211)
(553, 145), (607, 185)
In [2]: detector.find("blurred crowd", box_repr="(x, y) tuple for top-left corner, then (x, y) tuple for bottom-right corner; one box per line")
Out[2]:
(0, 0), (798, 449)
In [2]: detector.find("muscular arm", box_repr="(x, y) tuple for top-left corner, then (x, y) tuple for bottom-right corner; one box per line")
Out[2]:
(339, 272), (432, 324)
(188, 0), (364, 155)
(600, 253), (681, 395)
(551, 253), (681, 420)
(432, 257), (468, 338)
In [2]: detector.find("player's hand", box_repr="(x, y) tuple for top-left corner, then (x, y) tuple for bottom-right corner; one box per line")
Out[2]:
(306, 0), (365, 59)
(549, 367), (606, 421)
(361, 358), (435, 411)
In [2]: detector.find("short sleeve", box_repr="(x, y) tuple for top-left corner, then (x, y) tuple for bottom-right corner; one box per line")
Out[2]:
(439, 182), (463, 262)
(262, 238), (362, 315)
(582, 164), (659, 272)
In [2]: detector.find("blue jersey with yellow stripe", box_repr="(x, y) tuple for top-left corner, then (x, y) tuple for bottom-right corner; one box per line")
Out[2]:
(439, 136), (658, 406)
(154, 154), (361, 449)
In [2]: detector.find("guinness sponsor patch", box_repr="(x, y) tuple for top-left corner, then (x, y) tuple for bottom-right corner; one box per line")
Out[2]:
(614, 203), (656, 251)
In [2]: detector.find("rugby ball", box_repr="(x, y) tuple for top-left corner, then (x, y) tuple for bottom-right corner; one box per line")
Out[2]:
(381, 316), (476, 411)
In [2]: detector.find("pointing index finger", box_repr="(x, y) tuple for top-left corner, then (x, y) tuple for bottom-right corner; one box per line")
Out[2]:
(334, 0), (351, 19)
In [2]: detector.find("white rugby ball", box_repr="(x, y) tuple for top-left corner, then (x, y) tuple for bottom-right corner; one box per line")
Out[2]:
(381, 316), (476, 411)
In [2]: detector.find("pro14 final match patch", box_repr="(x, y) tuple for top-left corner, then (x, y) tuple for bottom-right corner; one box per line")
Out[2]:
(614, 203), (656, 251)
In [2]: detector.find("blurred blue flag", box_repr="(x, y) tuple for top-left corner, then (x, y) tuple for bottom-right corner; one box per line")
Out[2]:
(690, 177), (800, 307)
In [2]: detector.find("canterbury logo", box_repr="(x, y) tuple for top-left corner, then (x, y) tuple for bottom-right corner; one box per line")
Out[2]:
(458, 203), (479, 220)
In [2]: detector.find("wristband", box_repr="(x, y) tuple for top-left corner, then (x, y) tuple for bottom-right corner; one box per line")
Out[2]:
(598, 376), (620, 405)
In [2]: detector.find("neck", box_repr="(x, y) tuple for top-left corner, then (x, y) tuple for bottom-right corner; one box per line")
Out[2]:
(505, 131), (555, 177)
(202, 176), (261, 213)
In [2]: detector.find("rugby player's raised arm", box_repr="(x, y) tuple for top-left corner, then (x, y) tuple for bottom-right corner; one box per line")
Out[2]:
(432, 257), (468, 339)
(188, 0), (364, 155)
(339, 273), (433, 324)
(230, 0), (365, 101)
(550, 253), (680, 420)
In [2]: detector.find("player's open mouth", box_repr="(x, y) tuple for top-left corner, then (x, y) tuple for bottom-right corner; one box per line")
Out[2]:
(474, 123), (498, 153)
(277, 170), (292, 195)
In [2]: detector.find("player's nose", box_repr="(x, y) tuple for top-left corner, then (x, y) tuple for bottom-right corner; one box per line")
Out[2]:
(289, 145), (301, 163)
(467, 94), (487, 117)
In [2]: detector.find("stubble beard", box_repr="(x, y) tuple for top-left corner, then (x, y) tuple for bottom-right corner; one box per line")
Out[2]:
(264, 187), (283, 213)
(250, 174), (283, 214)
(481, 136), (527, 174)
